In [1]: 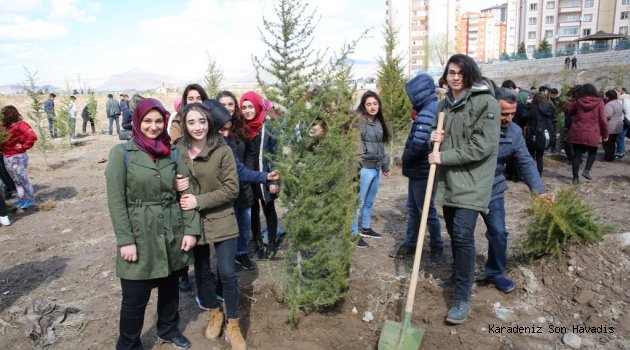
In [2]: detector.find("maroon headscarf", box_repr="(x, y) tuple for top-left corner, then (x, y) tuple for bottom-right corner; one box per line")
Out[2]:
(132, 98), (171, 159)
(240, 91), (266, 140)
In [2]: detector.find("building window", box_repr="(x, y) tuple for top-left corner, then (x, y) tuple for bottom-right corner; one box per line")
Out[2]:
(530, 3), (537, 11)
(622, 12), (629, 20)
(528, 31), (536, 39)
(527, 45), (536, 53)
(623, 0), (630, 5)
(584, 0), (593, 7)
(558, 27), (579, 36)
(545, 30), (553, 38)
(528, 17), (537, 25)
(620, 26), (629, 35)
(583, 14), (592, 22)
(582, 29), (591, 36)
(545, 16), (554, 24)
(546, 1), (555, 9)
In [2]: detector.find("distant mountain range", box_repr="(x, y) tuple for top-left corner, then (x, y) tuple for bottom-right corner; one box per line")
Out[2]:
(0, 61), (378, 94)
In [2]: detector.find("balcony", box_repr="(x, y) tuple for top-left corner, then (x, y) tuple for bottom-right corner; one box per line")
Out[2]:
(559, 6), (581, 13)
(558, 20), (581, 26)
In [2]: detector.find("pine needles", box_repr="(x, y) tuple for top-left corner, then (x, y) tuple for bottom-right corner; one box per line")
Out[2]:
(519, 188), (614, 258)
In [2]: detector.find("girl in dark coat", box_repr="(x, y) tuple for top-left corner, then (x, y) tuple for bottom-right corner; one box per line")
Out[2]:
(523, 93), (555, 177)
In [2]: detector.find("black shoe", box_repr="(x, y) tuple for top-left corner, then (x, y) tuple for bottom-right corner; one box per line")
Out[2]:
(235, 254), (255, 270)
(360, 227), (382, 239)
(261, 247), (277, 260)
(428, 247), (443, 266)
(355, 237), (369, 248)
(388, 244), (416, 258)
(572, 178), (580, 185)
(582, 171), (592, 180)
(178, 276), (192, 293)
(157, 333), (191, 350)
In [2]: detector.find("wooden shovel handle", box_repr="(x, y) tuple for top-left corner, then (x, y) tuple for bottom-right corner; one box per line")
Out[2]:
(404, 111), (445, 315)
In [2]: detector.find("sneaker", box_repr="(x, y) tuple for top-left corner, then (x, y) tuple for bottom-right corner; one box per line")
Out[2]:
(388, 244), (416, 258)
(360, 227), (382, 239)
(572, 178), (580, 185)
(20, 200), (35, 209)
(260, 247), (277, 261)
(445, 300), (471, 324)
(0, 216), (10, 226)
(179, 276), (193, 293)
(195, 295), (210, 311)
(582, 171), (592, 180)
(235, 254), (255, 270)
(428, 247), (443, 266)
(491, 275), (515, 293)
(12, 199), (25, 210)
(615, 154), (625, 159)
(157, 333), (191, 350)
(355, 237), (369, 249)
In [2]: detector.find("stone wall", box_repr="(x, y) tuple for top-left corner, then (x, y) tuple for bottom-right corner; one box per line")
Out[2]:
(479, 51), (630, 79)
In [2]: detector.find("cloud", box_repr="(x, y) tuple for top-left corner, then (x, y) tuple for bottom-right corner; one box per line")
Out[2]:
(0, 14), (68, 40)
(49, 0), (101, 23)
(0, 0), (43, 13)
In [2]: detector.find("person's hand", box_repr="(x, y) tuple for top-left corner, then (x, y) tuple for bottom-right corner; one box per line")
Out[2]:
(270, 184), (279, 194)
(267, 170), (280, 181)
(180, 194), (197, 211)
(539, 192), (556, 204)
(120, 244), (138, 262)
(175, 174), (190, 192)
(602, 138), (608, 143)
(430, 131), (444, 143)
(383, 171), (390, 177)
(428, 152), (441, 165)
(181, 235), (197, 252)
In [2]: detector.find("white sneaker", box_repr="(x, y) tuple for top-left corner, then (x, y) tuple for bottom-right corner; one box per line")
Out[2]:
(0, 216), (10, 226)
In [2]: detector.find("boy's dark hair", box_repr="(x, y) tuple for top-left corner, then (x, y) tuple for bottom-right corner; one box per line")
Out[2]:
(501, 80), (517, 90)
(441, 54), (483, 89)
(49, 93), (56, 98)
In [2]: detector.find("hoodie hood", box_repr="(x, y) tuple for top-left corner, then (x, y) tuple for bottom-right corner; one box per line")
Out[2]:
(576, 96), (604, 111)
(202, 99), (231, 132)
(405, 73), (437, 112)
(537, 102), (555, 116)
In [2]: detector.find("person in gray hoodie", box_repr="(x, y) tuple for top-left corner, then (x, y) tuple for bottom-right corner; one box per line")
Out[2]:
(352, 90), (391, 249)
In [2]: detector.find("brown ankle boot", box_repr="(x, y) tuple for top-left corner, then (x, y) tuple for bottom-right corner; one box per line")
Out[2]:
(204, 308), (224, 340)
(225, 318), (247, 350)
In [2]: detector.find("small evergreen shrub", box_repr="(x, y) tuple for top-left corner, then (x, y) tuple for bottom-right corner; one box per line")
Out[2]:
(520, 188), (614, 258)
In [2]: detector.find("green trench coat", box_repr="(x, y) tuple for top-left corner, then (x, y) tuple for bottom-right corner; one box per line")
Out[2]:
(106, 140), (200, 280)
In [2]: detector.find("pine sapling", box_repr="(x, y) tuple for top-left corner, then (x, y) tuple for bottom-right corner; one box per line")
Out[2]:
(519, 188), (614, 258)
(22, 67), (52, 170)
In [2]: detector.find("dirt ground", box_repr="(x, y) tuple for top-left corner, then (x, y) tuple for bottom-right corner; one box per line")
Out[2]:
(0, 117), (629, 349)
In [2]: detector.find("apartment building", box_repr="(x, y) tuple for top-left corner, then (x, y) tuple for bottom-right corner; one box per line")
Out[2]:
(386, 0), (460, 76)
(457, 12), (507, 62)
(506, 0), (630, 56)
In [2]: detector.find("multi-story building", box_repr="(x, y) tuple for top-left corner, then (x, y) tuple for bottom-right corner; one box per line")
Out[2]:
(387, 0), (460, 76)
(457, 12), (506, 62)
(505, 0), (630, 56)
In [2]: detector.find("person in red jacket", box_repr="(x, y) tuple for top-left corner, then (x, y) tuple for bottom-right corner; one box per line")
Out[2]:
(0, 106), (37, 209)
(566, 84), (608, 185)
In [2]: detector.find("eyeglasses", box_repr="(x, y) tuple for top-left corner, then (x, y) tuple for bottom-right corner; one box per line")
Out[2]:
(447, 71), (464, 78)
(500, 112), (515, 116)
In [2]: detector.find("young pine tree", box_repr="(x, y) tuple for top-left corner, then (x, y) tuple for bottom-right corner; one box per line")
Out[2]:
(254, 0), (360, 325)
(203, 52), (224, 98)
(376, 20), (411, 142)
(22, 67), (51, 170)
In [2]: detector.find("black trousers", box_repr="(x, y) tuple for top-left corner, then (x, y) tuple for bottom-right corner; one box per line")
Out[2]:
(251, 185), (278, 248)
(116, 273), (181, 350)
(0, 154), (16, 194)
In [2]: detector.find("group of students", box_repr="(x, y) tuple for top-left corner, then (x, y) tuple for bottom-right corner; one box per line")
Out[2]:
(106, 84), (281, 350)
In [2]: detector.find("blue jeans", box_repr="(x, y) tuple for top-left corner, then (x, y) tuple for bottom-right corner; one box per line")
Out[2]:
(235, 204), (252, 256)
(616, 129), (626, 156)
(403, 178), (443, 248)
(480, 197), (507, 279)
(109, 116), (120, 135)
(443, 206), (479, 302)
(193, 239), (239, 318)
(352, 168), (381, 233)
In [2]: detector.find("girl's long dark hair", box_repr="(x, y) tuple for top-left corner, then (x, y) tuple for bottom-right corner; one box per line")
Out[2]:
(181, 83), (209, 106)
(357, 90), (391, 143)
(1, 105), (21, 127)
(215, 90), (248, 142)
(179, 103), (218, 147)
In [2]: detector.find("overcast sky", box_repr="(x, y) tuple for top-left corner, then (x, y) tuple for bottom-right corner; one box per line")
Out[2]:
(0, 0), (505, 86)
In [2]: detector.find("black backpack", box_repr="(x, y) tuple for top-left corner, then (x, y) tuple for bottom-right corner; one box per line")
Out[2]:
(526, 107), (550, 151)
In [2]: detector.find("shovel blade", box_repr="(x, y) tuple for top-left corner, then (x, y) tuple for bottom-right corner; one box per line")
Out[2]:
(378, 319), (425, 350)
